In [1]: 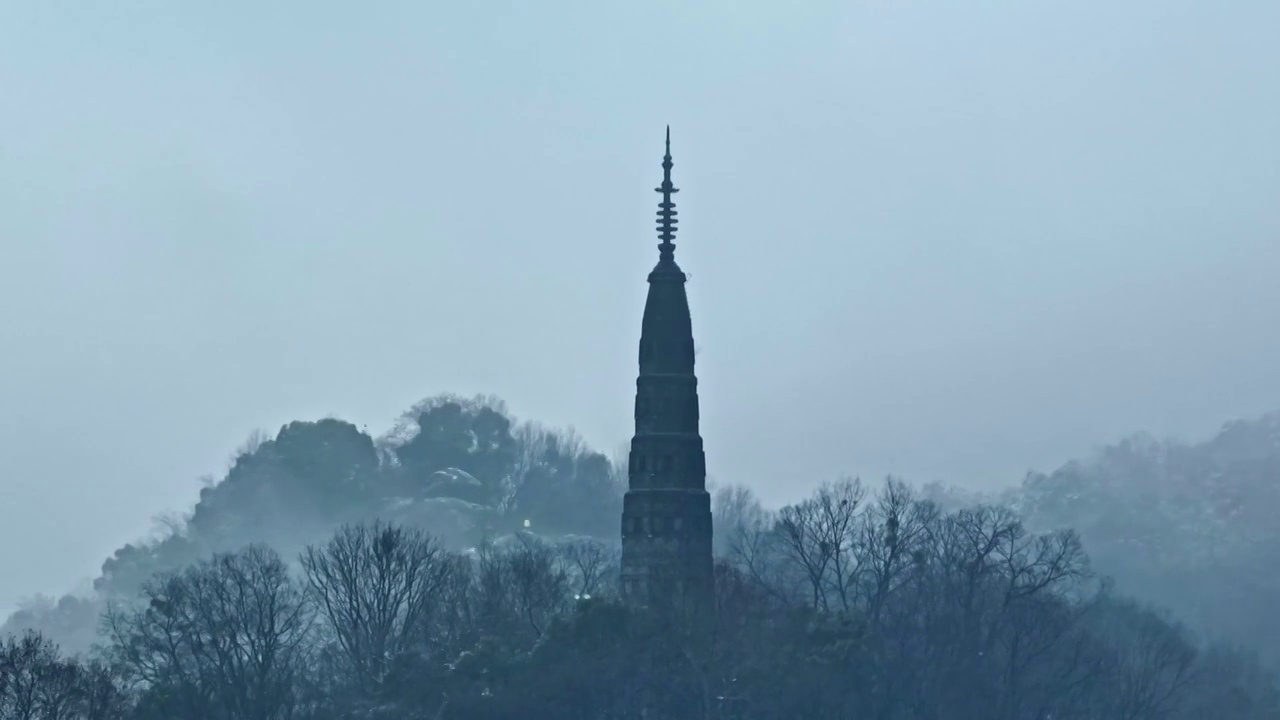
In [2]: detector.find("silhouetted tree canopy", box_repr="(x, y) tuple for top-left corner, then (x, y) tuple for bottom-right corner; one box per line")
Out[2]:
(5, 399), (1280, 718)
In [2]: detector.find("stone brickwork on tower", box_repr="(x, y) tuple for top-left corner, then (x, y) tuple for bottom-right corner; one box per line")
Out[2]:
(620, 129), (715, 610)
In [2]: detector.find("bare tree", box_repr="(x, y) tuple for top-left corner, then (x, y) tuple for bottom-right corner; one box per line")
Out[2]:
(723, 507), (798, 608)
(775, 477), (865, 611)
(712, 484), (768, 558)
(1090, 597), (1198, 720)
(76, 660), (132, 720)
(1, 630), (132, 720)
(432, 553), (481, 657)
(1, 630), (52, 720)
(859, 477), (938, 622)
(471, 534), (570, 646)
(558, 538), (618, 599)
(855, 502), (1099, 720)
(106, 545), (313, 720)
(504, 534), (571, 640)
(300, 522), (452, 691)
(227, 428), (272, 470)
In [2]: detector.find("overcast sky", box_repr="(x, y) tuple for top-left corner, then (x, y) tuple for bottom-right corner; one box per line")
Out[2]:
(2, 1), (1278, 612)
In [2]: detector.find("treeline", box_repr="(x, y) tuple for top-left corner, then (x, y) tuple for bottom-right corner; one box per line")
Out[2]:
(1013, 414), (1280, 669)
(94, 395), (623, 598)
(3, 395), (624, 656)
(5, 479), (1277, 719)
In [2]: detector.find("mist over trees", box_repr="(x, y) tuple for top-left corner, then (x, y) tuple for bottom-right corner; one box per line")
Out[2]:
(3, 394), (623, 656)
(1013, 413), (1280, 669)
(4, 394), (1280, 718)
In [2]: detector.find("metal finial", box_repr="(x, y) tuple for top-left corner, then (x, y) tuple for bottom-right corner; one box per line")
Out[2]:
(655, 126), (679, 257)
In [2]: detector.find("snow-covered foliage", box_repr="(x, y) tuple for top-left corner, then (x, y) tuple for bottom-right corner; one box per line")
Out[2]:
(1015, 412), (1280, 666)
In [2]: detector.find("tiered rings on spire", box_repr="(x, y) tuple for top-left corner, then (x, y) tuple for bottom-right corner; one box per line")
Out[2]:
(655, 126), (679, 258)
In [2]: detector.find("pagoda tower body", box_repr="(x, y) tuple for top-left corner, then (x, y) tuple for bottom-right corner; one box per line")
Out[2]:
(620, 129), (715, 610)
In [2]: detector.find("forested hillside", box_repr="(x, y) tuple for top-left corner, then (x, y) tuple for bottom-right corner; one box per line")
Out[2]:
(1012, 412), (1280, 668)
(3, 394), (623, 656)
(5, 398), (1280, 718)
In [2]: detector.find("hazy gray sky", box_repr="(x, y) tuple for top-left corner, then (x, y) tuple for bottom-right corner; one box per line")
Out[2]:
(2, 1), (1278, 611)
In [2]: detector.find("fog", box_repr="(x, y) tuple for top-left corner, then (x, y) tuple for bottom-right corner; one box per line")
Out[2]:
(2, 0), (1278, 617)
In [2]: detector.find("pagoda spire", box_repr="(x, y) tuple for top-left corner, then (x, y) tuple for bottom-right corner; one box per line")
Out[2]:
(655, 126), (679, 259)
